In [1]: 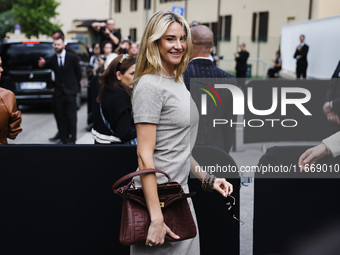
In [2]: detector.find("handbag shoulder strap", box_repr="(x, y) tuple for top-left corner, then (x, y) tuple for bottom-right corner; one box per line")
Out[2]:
(112, 169), (171, 190)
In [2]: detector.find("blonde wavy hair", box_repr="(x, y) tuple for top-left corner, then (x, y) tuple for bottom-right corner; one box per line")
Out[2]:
(134, 10), (192, 85)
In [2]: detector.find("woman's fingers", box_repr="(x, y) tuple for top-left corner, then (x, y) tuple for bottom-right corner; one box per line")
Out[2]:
(166, 225), (180, 240)
(214, 178), (233, 197)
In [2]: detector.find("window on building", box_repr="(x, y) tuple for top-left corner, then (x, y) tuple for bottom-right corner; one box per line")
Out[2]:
(115, 0), (121, 13)
(130, 28), (137, 42)
(258, 11), (269, 42)
(251, 11), (269, 42)
(130, 0), (137, 11)
(287, 16), (295, 23)
(251, 13), (257, 42)
(144, 0), (151, 9)
(224, 15), (232, 41)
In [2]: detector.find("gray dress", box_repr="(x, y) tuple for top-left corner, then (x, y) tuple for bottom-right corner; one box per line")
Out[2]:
(131, 73), (200, 255)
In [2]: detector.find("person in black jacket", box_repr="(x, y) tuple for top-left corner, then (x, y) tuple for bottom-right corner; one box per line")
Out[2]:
(293, 34), (309, 79)
(91, 54), (137, 144)
(38, 31), (81, 144)
(183, 25), (236, 153)
(234, 43), (249, 78)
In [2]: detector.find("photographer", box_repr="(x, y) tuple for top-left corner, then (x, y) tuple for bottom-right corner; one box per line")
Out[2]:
(114, 39), (131, 55)
(92, 19), (121, 52)
(95, 41), (118, 75)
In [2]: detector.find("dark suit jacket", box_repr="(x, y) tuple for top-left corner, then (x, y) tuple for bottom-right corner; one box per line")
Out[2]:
(294, 44), (309, 68)
(325, 60), (340, 114)
(235, 50), (249, 72)
(183, 58), (236, 153)
(46, 52), (82, 96)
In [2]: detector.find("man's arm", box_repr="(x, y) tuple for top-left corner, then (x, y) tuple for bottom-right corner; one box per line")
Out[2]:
(91, 21), (106, 32)
(108, 31), (120, 46)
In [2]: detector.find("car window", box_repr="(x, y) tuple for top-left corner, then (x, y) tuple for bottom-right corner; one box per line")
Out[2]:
(65, 43), (89, 63)
(1, 42), (55, 70)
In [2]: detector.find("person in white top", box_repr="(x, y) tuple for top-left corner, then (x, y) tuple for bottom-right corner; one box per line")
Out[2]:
(96, 41), (118, 73)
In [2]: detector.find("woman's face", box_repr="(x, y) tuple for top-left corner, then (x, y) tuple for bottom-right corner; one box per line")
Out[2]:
(157, 22), (187, 75)
(0, 57), (3, 81)
(93, 44), (100, 55)
(103, 43), (113, 56)
(117, 64), (136, 89)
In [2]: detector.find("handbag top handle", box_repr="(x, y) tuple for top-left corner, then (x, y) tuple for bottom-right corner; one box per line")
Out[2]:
(112, 169), (171, 191)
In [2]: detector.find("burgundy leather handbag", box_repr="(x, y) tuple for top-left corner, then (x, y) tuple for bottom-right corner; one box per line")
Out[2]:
(112, 169), (197, 246)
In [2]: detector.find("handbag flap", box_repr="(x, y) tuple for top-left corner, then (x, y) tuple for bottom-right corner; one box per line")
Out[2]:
(116, 182), (195, 209)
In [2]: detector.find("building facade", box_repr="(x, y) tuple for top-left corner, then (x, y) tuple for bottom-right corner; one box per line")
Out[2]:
(109, 0), (340, 76)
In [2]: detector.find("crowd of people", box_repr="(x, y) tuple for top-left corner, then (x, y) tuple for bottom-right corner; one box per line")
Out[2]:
(1, 9), (340, 255)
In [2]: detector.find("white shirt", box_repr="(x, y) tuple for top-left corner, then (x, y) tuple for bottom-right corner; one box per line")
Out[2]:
(190, 57), (212, 62)
(57, 49), (66, 67)
(104, 53), (118, 70)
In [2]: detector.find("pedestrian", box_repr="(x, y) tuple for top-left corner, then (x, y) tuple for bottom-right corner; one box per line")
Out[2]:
(86, 42), (101, 131)
(131, 10), (233, 254)
(128, 42), (139, 58)
(91, 54), (137, 144)
(48, 30), (64, 142)
(92, 18), (121, 53)
(0, 56), (22, 144)
(97, 41), (118, 72)
(38, 30), (82, 144)
(234, 42), (249, 78)
(183, 24), (236, 153)
(293, 34), (309, 79)
(267, 50), (282, 78)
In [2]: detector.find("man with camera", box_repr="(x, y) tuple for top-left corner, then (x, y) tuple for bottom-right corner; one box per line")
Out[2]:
(92, 19), (121, 53)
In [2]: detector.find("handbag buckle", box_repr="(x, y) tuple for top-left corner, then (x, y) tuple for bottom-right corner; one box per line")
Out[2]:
(160, 202), (165, 208)
(131, 180), (137, 189)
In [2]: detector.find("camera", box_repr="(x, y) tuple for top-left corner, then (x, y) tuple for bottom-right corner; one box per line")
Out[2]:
(213, 54), (224, 61)
(118, 48), (128, 54)
(99, 26), (106, 33)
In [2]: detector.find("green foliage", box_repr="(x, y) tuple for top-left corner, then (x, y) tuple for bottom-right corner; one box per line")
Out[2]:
(0, 10), (15, 40)
(0, 0), (20, 13)
(12, 0), (61, 38)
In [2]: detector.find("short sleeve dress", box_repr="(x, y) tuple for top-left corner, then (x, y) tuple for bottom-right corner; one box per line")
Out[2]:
(131, 73), (200, 255)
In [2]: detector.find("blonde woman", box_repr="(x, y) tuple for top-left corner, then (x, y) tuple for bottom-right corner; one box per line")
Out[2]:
(132, 11), (233, 254)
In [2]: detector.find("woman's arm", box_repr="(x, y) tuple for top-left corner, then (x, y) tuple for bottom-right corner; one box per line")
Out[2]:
(136, 123), (179, 246)
(114, 109), (136, 142)
(190, 156), (233, 197)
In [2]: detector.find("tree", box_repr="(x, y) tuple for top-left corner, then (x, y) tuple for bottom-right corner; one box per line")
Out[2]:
(0, 0), (20, 13)
(12, 0), (61, 39)
(0, 10), (15, 40)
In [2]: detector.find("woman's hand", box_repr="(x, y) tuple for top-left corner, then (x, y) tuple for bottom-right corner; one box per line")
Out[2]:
(146, 219), (179, 247)
(326, 111), (340, 124)
(213, 178), (233, 197)
(298, 143), (328, 170)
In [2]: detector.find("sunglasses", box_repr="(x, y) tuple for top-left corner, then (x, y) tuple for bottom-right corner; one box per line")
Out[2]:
(225, 195), (244, 225)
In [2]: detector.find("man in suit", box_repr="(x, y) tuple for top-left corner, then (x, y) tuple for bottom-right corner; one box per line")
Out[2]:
(294, 34), (309, 79)
(183, 25), (236, 153)
(235, 43), (249, 78)
(38, 31), (81, 144)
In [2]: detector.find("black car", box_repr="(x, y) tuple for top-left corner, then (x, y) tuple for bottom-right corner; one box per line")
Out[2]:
(0, 39), (90, 106)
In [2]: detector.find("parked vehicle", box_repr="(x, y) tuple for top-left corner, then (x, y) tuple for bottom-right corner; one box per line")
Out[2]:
(0, 39), (90, 107)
